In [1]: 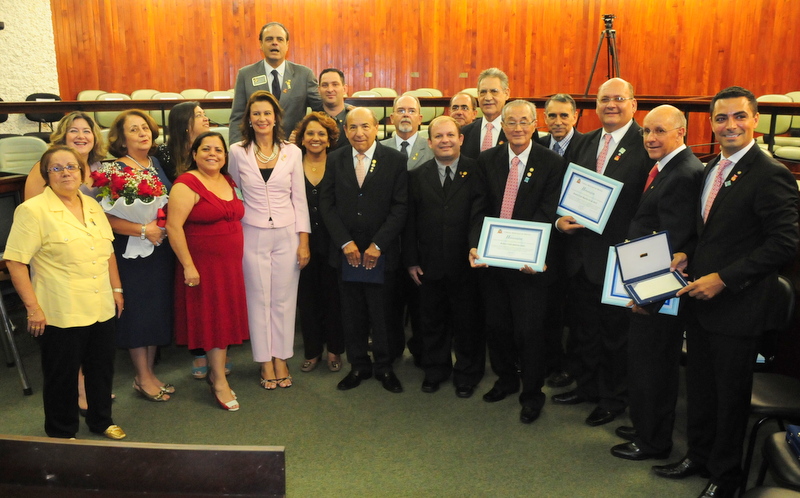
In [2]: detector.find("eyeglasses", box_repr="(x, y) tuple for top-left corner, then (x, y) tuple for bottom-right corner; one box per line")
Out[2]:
(639, 127), (681, 137)
(48, 164), (80, 173)
(597, 96), (634, 104)
(395, 108), (418, 115)
(450, 105), (472, 112)
(503, 120), (534, 129)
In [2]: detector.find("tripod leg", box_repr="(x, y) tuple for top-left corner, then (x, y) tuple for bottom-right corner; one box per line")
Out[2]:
(607, 31), (620, 77)
(584, 30), (608, 96)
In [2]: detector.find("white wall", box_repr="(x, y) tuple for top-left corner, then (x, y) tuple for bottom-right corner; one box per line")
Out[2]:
(0, 0), (59, 135)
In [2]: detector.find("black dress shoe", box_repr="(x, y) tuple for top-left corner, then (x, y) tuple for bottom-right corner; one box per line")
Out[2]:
(482, 386), (517, 403)
(337, 370), (372, 391)
(615, 425), (638, 441)
(610, 442), (671, 461)
(652, 457), (710, 479)
(421, 380), (440, 393)
(376, 372), (403, 393)
(455, 385), (474, 398)
(546, 370), (574, 388)
(551, 389), (595, 405)
(697, 481), (737, 498)
(585, 406), (624, 427)
(520, 405), (541, 424)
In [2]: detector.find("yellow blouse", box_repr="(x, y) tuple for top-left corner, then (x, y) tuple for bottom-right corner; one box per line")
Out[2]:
(4, 188), (116, 328)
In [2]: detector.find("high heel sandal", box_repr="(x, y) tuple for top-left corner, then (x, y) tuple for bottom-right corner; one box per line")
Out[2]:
(192, 355), (209, 380)
(160, 383), (176, 394)
(276, 375), (293, 389)
(209, 383), (239, 411)
(133, 380), (170, 402)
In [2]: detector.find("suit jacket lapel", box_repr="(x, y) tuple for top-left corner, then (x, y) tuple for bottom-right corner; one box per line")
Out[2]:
(280, 62), (295, 101)
(603, 124), (639, 178)
(423, 163), (445, 200)
(705, 150), (754, 223)
(362, 144), (383, 188)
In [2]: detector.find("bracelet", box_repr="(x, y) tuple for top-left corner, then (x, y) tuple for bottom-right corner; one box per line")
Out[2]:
(112, 288), (124, 294)
(140, 225), (147, 240)
(27, 307), (41, 318)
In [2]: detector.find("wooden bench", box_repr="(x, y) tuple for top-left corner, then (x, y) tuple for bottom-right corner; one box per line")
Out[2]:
(0, 435), (285, 496)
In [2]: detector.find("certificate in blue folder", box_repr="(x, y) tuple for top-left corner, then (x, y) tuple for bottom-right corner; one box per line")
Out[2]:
(341, 253), (385, 284)
(556, 163), (623, 234)
(600, 247), (679, 316)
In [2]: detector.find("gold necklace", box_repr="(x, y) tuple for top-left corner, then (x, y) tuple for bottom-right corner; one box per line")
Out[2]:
(255, 144), (278, 163)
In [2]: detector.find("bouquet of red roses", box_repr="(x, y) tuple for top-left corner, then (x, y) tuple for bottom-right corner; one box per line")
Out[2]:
(91, 162), (169, 259)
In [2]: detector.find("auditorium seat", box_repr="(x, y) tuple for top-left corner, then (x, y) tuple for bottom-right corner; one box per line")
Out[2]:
(150, 92), (183, 127)
(204, 91), (234, 126)
(461, 87), (481, 118)
(0, 136), (49, 175)
(370, 88), (398, 121)
(24, 93), (63, 132)
(94, 92), (132, 129)
(415, 87), (445, 119)
(76, 89), (106, 101)
(403, 89), (436, 126)
(754, 94), (793, 154)
(351, 90), (388, 139)
(209, 126), (230, 147)
(774, 91), (800, 147)
(180, 88), (209, 100)
(130, 89), (160, 100)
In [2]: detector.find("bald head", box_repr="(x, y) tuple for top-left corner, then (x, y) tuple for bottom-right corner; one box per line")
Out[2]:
(345, 107), (379, 153)
(596, 78), (637, 132)
(642, 105), (687, 161)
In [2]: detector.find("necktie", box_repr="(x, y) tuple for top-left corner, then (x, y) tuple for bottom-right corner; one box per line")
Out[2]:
(481, 122), (494, 151)
(596, 133), (612, 173)
(553, 141), (563, 156)
(443, 166), (453, 196)
(355, 154), (366, 187)
(400, 141), (409, 158)
(642, 163), (659, 192)
(500, 157), (521, 219)
(703, 159), (731, 222)
(271, 69), (281, 100)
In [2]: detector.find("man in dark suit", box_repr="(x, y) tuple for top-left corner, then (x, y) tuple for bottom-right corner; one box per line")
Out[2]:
(653, 87), (799, 498)
(552, 78), (654, 427)
(448, 92), (478, 128)
(469, 100), (566, 424)
(540, 93), (586, 389)
(318, 68), (350, 150)
(404, 116), (484, 397)
(460, 68), (510, 159)
(610, 105), (703, 461)
(229, 22), (322, 142)
(319, 107), (409, 394)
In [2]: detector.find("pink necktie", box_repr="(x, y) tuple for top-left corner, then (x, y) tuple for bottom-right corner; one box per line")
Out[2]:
(596, 133), (612, 173)
(355, 154), (366, 187)
(500, 157), (521, 219)
(481, 122), (494, 151)
(703, 159), (731, 222)
(642, 163), (659, 192)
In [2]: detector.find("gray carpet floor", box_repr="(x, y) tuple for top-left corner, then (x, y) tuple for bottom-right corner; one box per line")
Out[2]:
(0, 300), (776, 497)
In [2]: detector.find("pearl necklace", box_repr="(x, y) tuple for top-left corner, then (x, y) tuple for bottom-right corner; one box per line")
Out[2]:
(125, 154), (153, 171)
(255, 144), (279, 163)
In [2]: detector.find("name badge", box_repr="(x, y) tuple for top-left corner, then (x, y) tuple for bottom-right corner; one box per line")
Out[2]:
(252, 75), (267, 86)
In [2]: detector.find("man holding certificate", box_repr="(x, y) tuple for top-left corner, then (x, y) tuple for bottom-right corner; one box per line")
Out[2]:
(609, 105), (703, 462)
(552, 78), (654, 427)
(653, 87), (799, 498)
(468, 100), (566, 424)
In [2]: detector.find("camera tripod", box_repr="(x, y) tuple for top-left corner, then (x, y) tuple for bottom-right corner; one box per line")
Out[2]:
(584, 14), (621, 96)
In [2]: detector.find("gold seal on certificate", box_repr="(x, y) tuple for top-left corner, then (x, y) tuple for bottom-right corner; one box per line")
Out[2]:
(556, 163), (623, 234)
(475, 217), (551, 271)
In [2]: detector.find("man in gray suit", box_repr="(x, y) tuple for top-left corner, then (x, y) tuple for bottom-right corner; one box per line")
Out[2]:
(229, 22), (322, 143)
(381, 95), (434, 170)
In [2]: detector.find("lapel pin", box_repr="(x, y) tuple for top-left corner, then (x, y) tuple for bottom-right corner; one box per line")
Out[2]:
(459, 171), (468, 178)
(286, 79), (292, 90)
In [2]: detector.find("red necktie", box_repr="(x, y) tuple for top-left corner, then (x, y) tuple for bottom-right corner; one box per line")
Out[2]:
(643, 163), (659, 192)
(703, 159), (731, 222)
(355, 154), (366, 187)
(500, 157), (521, 219)
(596, 133), (612, 173)
(481, 122), (494, 151)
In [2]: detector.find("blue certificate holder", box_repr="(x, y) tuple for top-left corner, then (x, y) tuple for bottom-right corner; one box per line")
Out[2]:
(556, 162), (623, 234)
(341, 253), (385, 284)
(601, 247), (679, 316)
(614, 231), (688, 307)
(476, 217), (551, 272)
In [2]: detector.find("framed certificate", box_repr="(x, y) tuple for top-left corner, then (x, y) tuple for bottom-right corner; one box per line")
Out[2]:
(556, 162), (623, 234)
(615, 231), (688, 306)
(475, 217), (551, 272)
(600, 247), (679, 316)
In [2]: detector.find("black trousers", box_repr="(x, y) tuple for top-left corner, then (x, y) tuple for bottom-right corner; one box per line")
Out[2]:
(570, 270), (629, 411)
(481, 268), (547, 408)
(39, 319), (116, 438)
(685, 317), (759, 488)
(418, 271), (485, 387)
(338, 270), (396, 375)
(389, 268), (421, 359)
(298, 255), (345, 359)
(627, 311), (683, 453)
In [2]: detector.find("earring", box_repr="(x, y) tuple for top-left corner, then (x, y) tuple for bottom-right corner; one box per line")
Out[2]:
(249, 122), (253, 127)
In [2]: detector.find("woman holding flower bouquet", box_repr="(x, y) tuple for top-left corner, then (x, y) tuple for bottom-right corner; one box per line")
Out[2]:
(229, 91), (310, 390)
(167, 131), (249, 411)
(101, 110), (175, 402)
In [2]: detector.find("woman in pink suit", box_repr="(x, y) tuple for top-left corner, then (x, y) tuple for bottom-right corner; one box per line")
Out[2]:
(228, 91), (310, 390)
